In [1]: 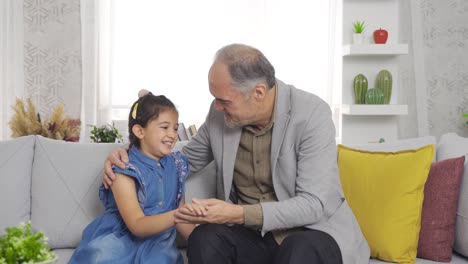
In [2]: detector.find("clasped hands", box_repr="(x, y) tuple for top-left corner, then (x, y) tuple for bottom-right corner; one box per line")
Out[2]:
(175, 198), (244, 225)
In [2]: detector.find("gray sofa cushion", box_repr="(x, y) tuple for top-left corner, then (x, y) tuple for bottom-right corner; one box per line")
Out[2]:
(0, 135), (35, 234)
(31, 136), (122, 249)
(173, 140), (217, 202)
(52, 248), (74, 264)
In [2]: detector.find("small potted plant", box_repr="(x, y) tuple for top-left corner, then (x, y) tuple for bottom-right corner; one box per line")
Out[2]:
(89, 122), (124, 143)
(352, 20), (366, 44)
(0, 221), (57, 264)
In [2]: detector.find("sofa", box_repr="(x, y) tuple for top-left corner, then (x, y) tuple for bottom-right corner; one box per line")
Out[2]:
(0, 135), (467, 264)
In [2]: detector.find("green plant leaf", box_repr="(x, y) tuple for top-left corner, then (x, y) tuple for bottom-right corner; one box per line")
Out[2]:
(89, 123), (124, 143)
(0, 221), (56, 263)
(353, 20), (365, 33)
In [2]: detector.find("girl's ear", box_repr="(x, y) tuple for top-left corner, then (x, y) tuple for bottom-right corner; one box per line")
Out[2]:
(132, 125), (145, 139)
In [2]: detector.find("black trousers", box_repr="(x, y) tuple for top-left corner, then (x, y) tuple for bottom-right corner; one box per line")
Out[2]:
(187, 224), (343, 264)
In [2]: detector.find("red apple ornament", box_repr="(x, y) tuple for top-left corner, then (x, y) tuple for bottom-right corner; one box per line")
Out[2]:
(373, 28), (388, 44)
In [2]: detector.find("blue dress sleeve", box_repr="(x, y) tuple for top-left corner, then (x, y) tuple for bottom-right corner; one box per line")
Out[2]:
(99, 163), (147, 209)
(170, 151), (189, 206)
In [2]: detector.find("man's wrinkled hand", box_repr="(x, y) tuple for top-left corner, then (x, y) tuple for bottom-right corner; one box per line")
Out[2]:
(174, 198), (244, 225)
(103, 148), (129, 189)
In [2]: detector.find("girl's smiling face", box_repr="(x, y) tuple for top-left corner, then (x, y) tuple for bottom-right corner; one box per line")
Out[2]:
(137, 109), (179, 160)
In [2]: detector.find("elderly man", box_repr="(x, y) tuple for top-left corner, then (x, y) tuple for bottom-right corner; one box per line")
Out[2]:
(104, 43), (369, 264)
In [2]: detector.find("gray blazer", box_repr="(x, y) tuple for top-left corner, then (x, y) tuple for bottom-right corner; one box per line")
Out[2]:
(182, 80), (370, 264)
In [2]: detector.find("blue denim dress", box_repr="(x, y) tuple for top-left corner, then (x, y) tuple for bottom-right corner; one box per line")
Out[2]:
(69, 146), (189, 264)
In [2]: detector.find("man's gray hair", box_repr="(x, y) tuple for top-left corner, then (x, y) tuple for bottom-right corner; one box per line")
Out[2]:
(214, 44), (276, 94)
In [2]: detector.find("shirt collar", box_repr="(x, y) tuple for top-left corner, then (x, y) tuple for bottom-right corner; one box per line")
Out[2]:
(129, 146), (167, 169)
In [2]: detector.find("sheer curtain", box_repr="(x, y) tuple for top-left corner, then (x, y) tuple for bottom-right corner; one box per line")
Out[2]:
(80, 0), (338, 141)
(109, 0), (338, 130)
(80, 0), (113, 142)
(0, 0), (24, 140)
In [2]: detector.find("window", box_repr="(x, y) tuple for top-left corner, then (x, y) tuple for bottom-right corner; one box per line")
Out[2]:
(111, 0), (334, 127)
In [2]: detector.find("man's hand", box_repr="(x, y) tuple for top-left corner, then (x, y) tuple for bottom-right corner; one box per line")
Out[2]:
(103, 148), (129, 189)
(174, 198), (244, 225)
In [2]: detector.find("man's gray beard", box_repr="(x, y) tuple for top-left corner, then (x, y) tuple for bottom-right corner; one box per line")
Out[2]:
(224, 116), (242, 128)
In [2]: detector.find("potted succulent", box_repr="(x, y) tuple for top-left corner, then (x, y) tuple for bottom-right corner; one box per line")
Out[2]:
(0, 221), (57, 264)
(352, 20), (366, 44)
(89, 122), (124, 143)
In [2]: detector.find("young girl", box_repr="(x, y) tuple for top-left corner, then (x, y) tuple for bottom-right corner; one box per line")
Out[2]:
(69, 93), (198, 264)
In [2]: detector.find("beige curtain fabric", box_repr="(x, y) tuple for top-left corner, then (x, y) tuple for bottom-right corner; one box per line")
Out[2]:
(0, 0), (25, 140)
(80, 0), (113, 143)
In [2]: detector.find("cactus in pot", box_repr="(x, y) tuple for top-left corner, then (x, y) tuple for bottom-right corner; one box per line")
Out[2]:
(376, 69), (392, 104)
(353, 74), (368, 104)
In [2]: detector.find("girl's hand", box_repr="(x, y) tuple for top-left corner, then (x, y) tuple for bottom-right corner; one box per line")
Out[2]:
(181, 201), (208, 216)
(175, 198), (244, 225)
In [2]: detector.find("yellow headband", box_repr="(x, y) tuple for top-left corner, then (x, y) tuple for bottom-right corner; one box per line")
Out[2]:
(131, 103), (139, 119)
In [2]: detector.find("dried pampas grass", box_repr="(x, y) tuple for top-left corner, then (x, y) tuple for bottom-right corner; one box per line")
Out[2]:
(9, 98), (81, 142)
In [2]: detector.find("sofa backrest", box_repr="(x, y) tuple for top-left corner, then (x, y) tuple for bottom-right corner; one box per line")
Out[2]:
(175, 141), (217, 203)
(0, 135), (35, 234)
(31, 136), (123, 249)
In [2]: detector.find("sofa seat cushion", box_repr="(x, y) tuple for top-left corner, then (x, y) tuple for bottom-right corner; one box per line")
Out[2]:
(0, 135), (35, 234)
(52, 248), (74, 264)
(31, 136), (122, 249)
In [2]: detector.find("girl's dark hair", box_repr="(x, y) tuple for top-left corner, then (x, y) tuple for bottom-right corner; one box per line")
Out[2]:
(128, 93), (177, 149)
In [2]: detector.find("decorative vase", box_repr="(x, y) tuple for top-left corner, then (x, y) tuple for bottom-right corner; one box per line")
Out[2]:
(353, 33), (364, 44)
(353, 74), (368, 104)
(376, 70), (392, 104)
(365, 88), (385, 104)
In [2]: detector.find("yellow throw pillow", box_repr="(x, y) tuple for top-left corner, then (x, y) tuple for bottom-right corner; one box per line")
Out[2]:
(337, 144), (434, 264)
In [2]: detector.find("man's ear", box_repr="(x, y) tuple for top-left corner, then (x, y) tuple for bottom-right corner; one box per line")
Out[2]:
(252, 83), (267, 100)
(132, 125), (145, 139)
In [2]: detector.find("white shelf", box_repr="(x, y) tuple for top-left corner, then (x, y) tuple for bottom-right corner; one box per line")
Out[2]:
(341, 104), (408, 115)
(343, 44), (408, 56)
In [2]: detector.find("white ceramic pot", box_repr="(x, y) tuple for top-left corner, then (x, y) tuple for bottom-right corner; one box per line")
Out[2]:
(353, 33), (365, 44)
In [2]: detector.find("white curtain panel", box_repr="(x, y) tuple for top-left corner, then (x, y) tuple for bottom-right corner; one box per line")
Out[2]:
(0, 0), (25, 140)
(80, 0), (113, 143)
(108, 0), (336, 128)
(329, 0), (342, 139)
(409, 0), (468, 139)
(327, 0), (341, 106)
(409, 0), (430, 137)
